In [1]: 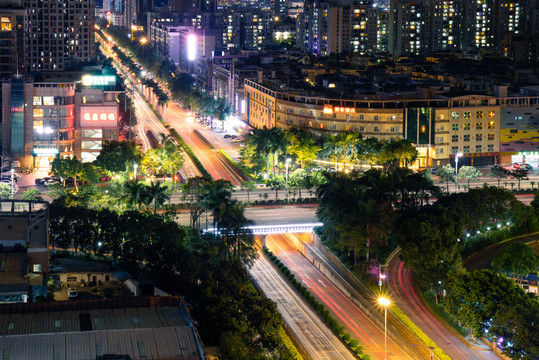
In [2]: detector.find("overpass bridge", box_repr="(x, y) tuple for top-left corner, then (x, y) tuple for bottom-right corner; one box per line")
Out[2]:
(204, 222), (323, 235)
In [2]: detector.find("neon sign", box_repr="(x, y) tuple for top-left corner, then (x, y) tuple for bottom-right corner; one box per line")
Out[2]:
(81, 75), (116, 86)
(83, 112), (116, 121)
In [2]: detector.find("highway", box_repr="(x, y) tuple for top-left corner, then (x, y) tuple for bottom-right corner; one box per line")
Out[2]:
(266, 233), (413, 360)
(248, 251), (356, 360)
(387, 250), (502, 360)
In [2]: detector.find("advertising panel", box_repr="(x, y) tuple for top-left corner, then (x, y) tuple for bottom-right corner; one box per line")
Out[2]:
(80, 106), (118, 128)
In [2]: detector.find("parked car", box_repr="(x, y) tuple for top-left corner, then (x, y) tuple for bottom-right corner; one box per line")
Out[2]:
(520, 163), (533, 170)
(224, 134), (233, 139)
(67, 288), (78, 299)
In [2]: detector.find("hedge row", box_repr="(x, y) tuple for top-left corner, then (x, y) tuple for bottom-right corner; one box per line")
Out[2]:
(390, 307), (451, 360)
(263, 247), (369, 360)
(278, 327), (304, 360)
(169, 128), (212, 180)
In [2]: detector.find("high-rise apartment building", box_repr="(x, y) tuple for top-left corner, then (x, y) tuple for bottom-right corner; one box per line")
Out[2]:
(389, 0), (430, 55)
(429, 0), (460, 52)
(0, 1), (26, 78)
(24, 0), (95, 71)
(300, 0), (389, 56)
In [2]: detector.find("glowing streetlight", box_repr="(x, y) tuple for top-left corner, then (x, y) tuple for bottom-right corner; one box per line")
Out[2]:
(378, 297), (391, 360)
(139, 37), (147, 45)
(133, 162), (138, 182)
(10, 168), (14, 198)
(285, 158), (292, 202)
(455, 152), (463, 190)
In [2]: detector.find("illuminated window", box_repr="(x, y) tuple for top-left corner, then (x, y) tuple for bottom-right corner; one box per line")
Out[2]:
(463, 112), (471, 119)
(488, 121), (495, 129)
(43, 96), (54, 105)
(420, 125), (426, 133)
(1, 17), (12, 31)
(463, 123), (470, 130)
(452, 124), (458, 131)
(476, 134), (482, 141)
(488, 133), (494, 140)
(476, 122), (483, 130)
(320, 123), (324, 129)
(33, 97), (42, 105)
(488, 111), (495, 118)
(33, 109), (44, 118)
(451, 112), (459, 119)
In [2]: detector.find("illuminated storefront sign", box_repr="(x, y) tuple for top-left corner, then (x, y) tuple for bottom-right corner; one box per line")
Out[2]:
(81, 75), (116, 87)
(80, 107), (118, 127)
(33, 147), (59, 156)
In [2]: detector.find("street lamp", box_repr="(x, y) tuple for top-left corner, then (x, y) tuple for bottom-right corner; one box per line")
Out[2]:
(186, 116), (194, 147)
(10, 168), (14, 198)
(285, 158), (291, 202)
(455, 152), (463, 192)
(455, 152), (463, 176)
(133, 162), (138, 182)
(378, 297), (391, 360)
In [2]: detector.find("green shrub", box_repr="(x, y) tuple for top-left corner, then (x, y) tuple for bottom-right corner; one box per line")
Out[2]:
(361, 354), (369, 360)
(349, 339), (358, 348)
(342, 333), (350, 343)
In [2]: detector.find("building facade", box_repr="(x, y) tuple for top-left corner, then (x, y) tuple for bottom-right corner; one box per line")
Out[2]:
(0, 200), (49, 303)
(1, 74), (121, 168)
(244, 79), (539, 168)
(24, 0), (95, 71)
(0, 3), (26, 78)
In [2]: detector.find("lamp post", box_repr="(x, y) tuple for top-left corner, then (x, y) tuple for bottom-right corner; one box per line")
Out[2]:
(455, 152), (463, 192)
(133, 163), (138, 182)
(10, 168), (14, 198)
(285, 158), (291, 202)
(378, 297), (390, 360)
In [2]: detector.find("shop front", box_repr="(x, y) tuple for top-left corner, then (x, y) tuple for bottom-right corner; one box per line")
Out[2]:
(33, 146), (59, 169)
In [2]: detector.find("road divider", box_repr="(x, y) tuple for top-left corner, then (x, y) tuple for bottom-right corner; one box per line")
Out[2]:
(169, 128), (212, 181)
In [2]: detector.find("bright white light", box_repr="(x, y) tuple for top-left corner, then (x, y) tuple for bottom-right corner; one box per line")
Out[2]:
(187, 34), (197, 61)
(378, 297), (390, 306)
(141, 70), (147, 77)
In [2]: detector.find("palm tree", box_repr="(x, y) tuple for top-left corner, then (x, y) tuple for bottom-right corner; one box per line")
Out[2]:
(158, 132), (175, 146)
(122, 181), (147, 210)
(201, 180), (233, 229)
(144, 181), (170, 213)
(341, 132), (360, 170)
(249, 127), (274, 179)
(269, 128), (287, 176)
(325, 134), (343, 172)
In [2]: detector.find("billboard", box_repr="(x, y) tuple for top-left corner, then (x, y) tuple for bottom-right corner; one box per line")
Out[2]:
(80, 106), (118, 127)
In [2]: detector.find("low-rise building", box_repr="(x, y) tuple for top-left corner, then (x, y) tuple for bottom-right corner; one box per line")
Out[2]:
(0, 296), (206, 359)
(244, 78), (539, 168)
(0, 200), (49, 303)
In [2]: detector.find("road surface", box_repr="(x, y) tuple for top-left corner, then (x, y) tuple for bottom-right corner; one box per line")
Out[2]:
(249, 252), (356, 360)
(266, 233), (413, 360)
(387, 250), (502, 360)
